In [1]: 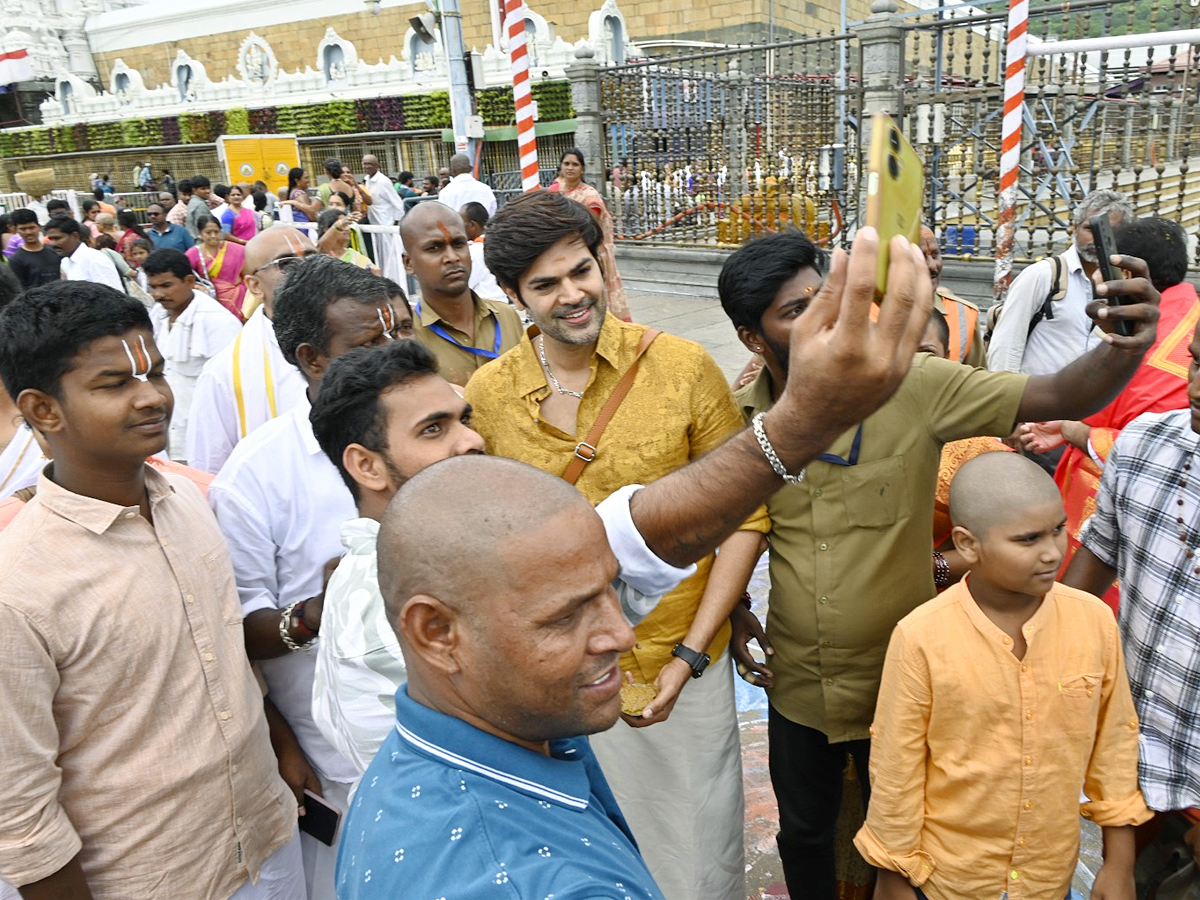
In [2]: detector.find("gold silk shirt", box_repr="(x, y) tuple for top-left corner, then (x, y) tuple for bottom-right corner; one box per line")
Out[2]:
(736, 357), (1027, 741)
(854, 579), (1151, 900)
(413, 291), (524, 387)
(465, 315), (770, 681)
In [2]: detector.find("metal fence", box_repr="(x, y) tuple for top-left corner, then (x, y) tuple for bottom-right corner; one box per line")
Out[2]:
(901, 0), (1200, 261)
(598, 34), (861, 247)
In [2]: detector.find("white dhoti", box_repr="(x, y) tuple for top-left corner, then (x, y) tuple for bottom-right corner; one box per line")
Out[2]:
(370, 229), (406, 285)
(589, 651), (746, 900)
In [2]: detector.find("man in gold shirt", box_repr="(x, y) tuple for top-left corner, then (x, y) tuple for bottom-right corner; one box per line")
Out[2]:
(720, 230), (1162, 900)
(464, 190), (769, 900)
(401, 201), (523, 386)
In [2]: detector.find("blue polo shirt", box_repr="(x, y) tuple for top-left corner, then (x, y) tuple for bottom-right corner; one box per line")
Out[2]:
(146, 222), (195, 253)
(336, 687), (666, 900)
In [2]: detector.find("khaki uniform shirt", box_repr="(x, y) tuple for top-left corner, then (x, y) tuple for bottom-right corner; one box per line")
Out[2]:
(466, 315), (770, 681)
(413, 291), (524, 387)
(0, 467), (295, 896)
(736, 357), (1026, 741)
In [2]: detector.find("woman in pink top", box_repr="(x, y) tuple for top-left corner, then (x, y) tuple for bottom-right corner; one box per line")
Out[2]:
(187, 215), (247, 321)
(218, 185), (258, 243)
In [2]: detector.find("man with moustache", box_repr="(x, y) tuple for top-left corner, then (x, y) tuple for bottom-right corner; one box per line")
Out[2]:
(401, 202), (522, 387)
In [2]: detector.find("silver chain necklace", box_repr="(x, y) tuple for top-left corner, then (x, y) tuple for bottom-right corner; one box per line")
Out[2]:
(537, 335), (584, 399)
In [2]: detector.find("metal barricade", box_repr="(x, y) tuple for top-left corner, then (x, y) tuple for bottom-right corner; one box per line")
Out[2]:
(598, 35), (861, 248)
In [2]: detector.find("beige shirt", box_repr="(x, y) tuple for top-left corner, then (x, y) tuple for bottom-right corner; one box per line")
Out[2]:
(0, 467), (294, 897)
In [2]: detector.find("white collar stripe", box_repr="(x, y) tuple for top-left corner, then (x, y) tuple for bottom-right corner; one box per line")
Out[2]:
(396, 723), (588, 810)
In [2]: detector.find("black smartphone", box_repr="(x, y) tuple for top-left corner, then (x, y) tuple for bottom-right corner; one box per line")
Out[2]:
(299, 789), (341, 847)
(1088, 213), (1134, 337)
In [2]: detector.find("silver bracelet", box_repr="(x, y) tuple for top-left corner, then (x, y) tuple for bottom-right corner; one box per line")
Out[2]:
(752, 412), (805, 485)
(279, 601), (311, 653)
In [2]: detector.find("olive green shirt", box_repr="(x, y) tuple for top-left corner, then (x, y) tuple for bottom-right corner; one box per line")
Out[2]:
(736, 355), (1027, 742)
(412, 292), (524, 387)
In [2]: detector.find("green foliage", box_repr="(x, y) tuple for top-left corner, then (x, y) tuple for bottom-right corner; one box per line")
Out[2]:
(225, 107), (251, 135)
(403, 91), (452, 129)
(477, 86), (515, 125)
(531, 81), (574, 121)
(0, 87), (529, 158)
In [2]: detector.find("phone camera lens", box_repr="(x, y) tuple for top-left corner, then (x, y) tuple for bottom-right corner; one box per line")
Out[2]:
(889, 129), (901, 150)
(888, 155), (901, 179)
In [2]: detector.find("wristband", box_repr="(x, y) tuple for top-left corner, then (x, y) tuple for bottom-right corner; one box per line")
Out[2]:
(292, 598), (318, 639)
(739, 591), (753, 610)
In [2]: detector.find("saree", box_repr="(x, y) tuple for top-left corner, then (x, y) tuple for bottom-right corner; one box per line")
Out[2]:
(187, 241), (248, 322)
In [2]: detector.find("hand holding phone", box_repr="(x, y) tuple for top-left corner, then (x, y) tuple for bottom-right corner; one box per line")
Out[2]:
(1087, 213), (1134, 337)
(865, 113), (925, 299)
(299, 788), (342, 847)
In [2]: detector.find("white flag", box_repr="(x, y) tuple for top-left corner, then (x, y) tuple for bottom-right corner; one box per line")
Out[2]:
(0, 49), (34, 85)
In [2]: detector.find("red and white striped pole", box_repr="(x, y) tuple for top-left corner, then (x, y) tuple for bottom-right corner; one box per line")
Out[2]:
(506, 0), (540, 192)
(993, 0), (1029, 305)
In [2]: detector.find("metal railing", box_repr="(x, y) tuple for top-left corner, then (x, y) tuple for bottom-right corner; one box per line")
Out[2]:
(598, 34), (861, 247)
(901, 0), (1200, 261)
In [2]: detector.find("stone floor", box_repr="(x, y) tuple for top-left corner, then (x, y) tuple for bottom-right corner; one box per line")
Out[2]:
(624, 287), (1100, 900)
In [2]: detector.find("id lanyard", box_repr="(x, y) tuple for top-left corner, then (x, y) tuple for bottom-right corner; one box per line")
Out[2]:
(415, 298), (501, 359)
(815, 423), (864, 467)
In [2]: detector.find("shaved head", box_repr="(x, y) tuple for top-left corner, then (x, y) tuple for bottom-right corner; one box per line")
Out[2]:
(949, 452), (1062, 539)
(379, 455), (596, 625)
(378, 454), (632, 748)
(244, 227), (314, 275)
(400, 200), (464, 248)
(449, 153), (471, 176)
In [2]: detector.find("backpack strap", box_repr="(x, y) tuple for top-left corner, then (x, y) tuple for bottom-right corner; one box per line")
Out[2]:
(1027, 253), (1066, 338)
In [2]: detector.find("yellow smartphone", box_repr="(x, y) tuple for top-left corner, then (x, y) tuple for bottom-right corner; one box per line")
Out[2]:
(864, 112), (925, 299)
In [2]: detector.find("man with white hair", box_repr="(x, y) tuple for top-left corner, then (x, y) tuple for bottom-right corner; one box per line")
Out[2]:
(988, 188), (1136, 376)
(361, 155), (406, 283)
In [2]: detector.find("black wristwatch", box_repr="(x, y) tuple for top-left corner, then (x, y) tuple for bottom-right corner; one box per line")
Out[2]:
(671, 642), (711, 679)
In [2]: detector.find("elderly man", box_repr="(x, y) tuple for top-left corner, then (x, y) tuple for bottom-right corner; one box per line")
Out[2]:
(436, 152), (497, 217)
(987, 188), (1135, 376)
(335, 226), (942, 900)
(361, 154), (407, 283)
(185, 228), (314, 473)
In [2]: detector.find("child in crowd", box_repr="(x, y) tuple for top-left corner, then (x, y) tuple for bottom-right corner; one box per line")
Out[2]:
(855, 451), (1150, 900)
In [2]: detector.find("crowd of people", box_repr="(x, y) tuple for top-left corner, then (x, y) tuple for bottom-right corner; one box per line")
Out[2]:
(0, 161), (1196, 900)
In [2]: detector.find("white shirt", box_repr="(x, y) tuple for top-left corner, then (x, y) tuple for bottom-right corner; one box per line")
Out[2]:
(467, 238), (507, 304)
(363, 172), (406, 227)
(60, 244), (124, 292)
(185, 306), (308, 474)
(150, 291), (242, 462)
(986, 243), (1103, 376)
(208, 398), (359, 785)
(436, 173), (498, 218)
(0, 424), (47, 500)
(312, 485), (695, 775)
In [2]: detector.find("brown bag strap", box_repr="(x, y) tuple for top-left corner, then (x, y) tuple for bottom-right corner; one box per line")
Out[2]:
(562, 328), (661, 486)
